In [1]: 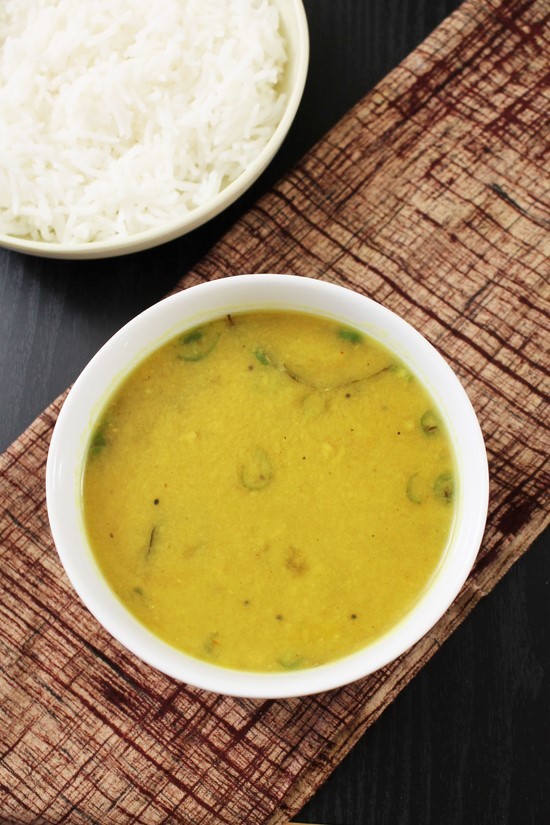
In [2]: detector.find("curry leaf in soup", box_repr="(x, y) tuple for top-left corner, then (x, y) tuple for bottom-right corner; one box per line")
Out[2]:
(145, 525), (158, 558)
(177, 326), (220, 361)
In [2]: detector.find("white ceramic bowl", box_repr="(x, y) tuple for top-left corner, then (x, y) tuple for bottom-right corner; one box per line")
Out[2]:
(46, 274), (489, 697)
(0, 1), (309, 260)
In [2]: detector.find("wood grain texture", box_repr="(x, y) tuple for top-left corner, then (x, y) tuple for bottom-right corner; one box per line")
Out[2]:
(1, 0), (548, 822)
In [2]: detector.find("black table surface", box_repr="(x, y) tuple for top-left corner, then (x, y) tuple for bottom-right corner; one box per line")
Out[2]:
(0, 2), (548, 824)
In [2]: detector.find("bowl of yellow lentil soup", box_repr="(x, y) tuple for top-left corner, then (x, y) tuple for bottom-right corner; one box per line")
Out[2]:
(46, 274), (488, 698)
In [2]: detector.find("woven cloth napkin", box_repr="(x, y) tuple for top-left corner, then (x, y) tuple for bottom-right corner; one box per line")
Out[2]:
(1, 0), (548, 821)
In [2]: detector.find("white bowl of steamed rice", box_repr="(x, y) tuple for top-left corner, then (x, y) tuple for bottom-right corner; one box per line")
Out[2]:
(0, 0), (308, 259)
(46, 274), (489, 698)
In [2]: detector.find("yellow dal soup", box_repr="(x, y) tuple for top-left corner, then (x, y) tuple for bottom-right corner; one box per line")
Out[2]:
(83, 311), (455, 672)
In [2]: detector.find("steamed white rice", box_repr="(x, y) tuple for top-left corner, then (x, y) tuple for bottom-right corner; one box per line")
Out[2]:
(0, 0), (287, 244)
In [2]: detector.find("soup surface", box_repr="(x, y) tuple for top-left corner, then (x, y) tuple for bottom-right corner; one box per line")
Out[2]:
(83, 311), (455, 671)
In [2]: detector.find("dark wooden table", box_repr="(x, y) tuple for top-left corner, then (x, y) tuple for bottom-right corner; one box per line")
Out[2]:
(0, 2), (548, 823)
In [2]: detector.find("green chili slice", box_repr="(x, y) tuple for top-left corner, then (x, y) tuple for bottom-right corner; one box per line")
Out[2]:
(89, 423), (109, 457)
(177, 326), (220, 361)
(338, 327), (363, 344)
(254, 348), (272, 366)
(406, 473), (426, 504)
(433, 472), (454, 503)
(421, 410), (440, 436)
(240, 448), (273, 490)
(277, 653), (305, 670)
(389, 363), (413, 381)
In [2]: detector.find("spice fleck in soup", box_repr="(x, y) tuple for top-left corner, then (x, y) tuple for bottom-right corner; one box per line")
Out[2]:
(83, 312), (456, 672)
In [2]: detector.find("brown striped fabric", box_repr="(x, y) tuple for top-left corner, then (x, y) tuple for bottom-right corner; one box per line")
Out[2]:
(1, 0), (548, 821)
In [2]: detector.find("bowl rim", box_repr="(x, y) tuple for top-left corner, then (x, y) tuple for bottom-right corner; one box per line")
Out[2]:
(0, 0), (310, 260)
(46, 274), (489, 698)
